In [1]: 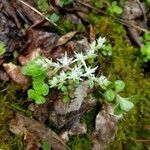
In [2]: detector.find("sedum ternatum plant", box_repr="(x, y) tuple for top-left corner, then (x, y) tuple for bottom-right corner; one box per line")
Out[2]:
(22, 37), (134, 115)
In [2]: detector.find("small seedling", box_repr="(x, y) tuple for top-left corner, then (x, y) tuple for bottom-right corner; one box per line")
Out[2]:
(140, 33), (150, 62)
(0, 42), (6, 55)
(59, 0), (73, 7)
(108, 1), (123, 16)
(103, 79), (134, 115)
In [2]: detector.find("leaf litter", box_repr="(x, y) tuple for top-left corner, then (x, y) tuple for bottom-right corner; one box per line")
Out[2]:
(0, 0), (150, 149)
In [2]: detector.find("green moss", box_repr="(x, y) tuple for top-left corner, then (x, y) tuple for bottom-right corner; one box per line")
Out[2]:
(37, 0), (49, 13)
(67, 135), (92, 150)
(86, 13), (150, 149)
(0, 83), (24, 149)
(58, 19), (86, 34)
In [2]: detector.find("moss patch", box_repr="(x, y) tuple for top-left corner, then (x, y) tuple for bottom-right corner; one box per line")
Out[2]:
(87, 13), (150, 149)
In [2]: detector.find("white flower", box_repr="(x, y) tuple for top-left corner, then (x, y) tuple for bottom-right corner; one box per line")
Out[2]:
(45, 58), (53, 66)
(83, 66), (98, 78)
(89, 40), (96, 50)
(74, 51), (87, 69)
(35, 58), (49, 69)
(57, 52), (73, 68)
(49, 77), (59, 88)
(59, 71), (67, 83)
(96, 37), (106, 49)
(68, 65), (83, 81)
(86, 49), (97, 59)
(97, 75), (111, 89)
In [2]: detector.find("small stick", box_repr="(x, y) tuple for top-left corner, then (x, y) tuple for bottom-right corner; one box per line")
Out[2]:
(76, 0), (149, 33)
(18, 0), (58, 27)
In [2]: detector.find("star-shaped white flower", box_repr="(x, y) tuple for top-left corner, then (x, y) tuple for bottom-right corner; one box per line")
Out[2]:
(59, 71), (67, 83)
(68, 65), (83, 81)
(57, 52), (73, 68)
(89, 40), (96, 50)
(49, 77), (59, 88)
(74, 51), (87, 69)
(96, 37), (106, 49)
(83, 66), (98, 78)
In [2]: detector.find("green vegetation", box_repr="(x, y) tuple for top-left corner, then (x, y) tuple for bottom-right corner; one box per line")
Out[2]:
(104, 80), (134, 114)
(37, 0), (49, 13)
(86, 13), (150, 149)
(0, 42), (6, 55)
(48, 13), (59, 23)
(22, 57), (49, 104)
(140, 33), (150, 62)
(107, 1), (123, 16)
(59, 0), (73, 7)
(22, 37), (114, 104)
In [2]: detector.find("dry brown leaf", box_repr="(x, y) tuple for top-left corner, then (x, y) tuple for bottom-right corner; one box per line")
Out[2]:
(0, 68), (9, 81)
(122, 0), (146, 20)
(1, 0), (21, 28)
(3, 63), (31, 89)
(18, 48), (41, 65)
(92, 104), (118, 150)
(10, 113), (70, 150)
(89, 24), (96, 42)
(55, 31), (77, 47)
(67, 81), (89, 113)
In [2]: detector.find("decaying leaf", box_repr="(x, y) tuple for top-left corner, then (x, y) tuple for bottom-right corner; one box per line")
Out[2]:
(122, 0), (147, 20)
(10, 113), (70, 150)
(1, 0), (21, 28)
(3, 63), (31, 89)
(60, 123), (87, 142)
(18, 48), (42, 65)
(0, 68), (9, 81)
(55, 31), (77, 47)
(67, 81), (89, 113)
(92, 104), (119, 150)
(23, 129), (40, 150)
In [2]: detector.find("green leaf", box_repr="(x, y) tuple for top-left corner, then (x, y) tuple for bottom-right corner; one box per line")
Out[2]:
(28, 89), (46, 104)
(0, 42), (6, 55)
(22, 60), (47, 77)
(63, 95), (70, 103)
(42, 142), (51, 150)
(108, 1), (123, 16)
(144, 33), (150, 40)
(35, 96), (46, 104)
(105, 89), (116, 102)
(28, 89), (37, 99)
(119, 97), (134, 112)
(33, 75), (46, 82)
(59, 0), (73, 7)
(113, 103), (124, 115)
(141, 43), (150, 62)
(33, 82), (49, 96)
(114, 80), (125, 93)
(49, 13), (59, 23)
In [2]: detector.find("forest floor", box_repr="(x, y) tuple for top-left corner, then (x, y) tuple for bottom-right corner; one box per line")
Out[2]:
(0, 0), (150, 150)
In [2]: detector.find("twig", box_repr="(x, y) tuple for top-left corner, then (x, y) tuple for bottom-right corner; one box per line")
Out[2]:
(76, 0), (150, 33)
(135, 139), (150, 143)
(136, 0), (148, 29)
(18, 0), (58, 28)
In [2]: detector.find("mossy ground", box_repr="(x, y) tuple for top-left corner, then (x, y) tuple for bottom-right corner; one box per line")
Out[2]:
(1, 1), (150, 149)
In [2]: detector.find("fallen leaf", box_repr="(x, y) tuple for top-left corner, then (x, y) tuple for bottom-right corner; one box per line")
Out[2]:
(3, 63), (31, 89)
(18, 48), (42, 65)
(92, 104), (119, 150)
(10, 113), (70, 150)
(55, 31), (77, 47)
(67, 81), (89, 113)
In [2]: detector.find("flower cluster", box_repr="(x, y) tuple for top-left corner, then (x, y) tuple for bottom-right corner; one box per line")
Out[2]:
(22, 36), (134, 115)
